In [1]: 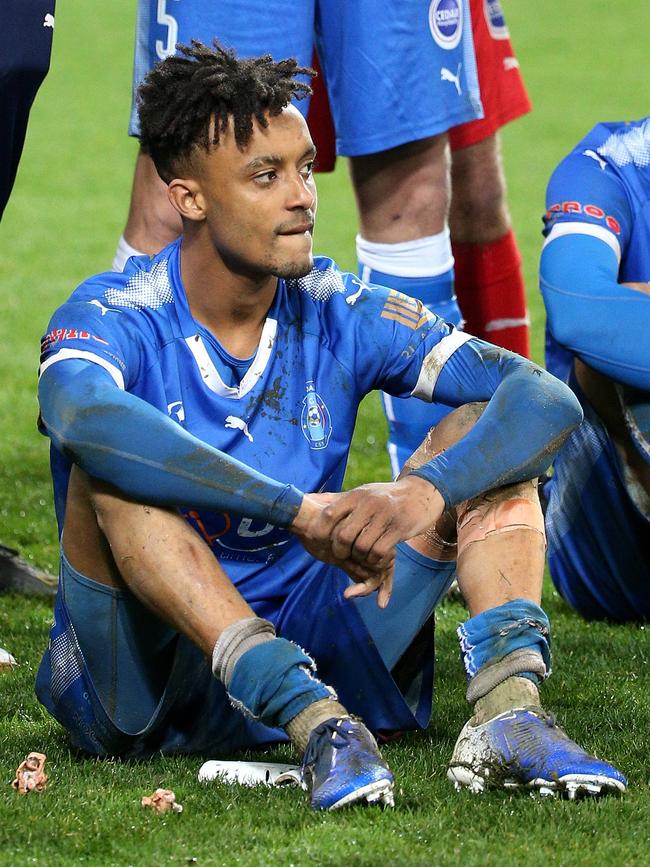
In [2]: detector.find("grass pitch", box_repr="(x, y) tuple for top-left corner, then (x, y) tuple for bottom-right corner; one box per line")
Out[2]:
(1, 2), (649, 864)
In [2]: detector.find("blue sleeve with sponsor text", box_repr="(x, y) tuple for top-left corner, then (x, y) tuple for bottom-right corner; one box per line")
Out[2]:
(543, 151), (633, 243)
(40, 298), (145, 389)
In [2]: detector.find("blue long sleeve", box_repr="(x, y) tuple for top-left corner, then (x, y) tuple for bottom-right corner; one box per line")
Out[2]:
(38, 360), (304, 526)
(541, 233), (650, 391)
(411, 340), (583, 508)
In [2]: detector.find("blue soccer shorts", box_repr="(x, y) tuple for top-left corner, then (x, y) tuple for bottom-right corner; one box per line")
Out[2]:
(129, 0), (482, 155)
(545, 386), (650, 622)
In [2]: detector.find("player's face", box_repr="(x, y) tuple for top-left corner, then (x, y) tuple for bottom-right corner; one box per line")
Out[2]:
(198, 106), (317, 280)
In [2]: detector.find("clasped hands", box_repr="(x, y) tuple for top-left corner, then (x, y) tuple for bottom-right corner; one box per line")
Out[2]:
(290, 475), (445, 608)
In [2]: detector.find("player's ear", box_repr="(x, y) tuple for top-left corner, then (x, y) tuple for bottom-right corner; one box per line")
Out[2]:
(167, 178), (206, 222)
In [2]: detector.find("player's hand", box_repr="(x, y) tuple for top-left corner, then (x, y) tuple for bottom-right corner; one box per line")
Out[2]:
(290, 492), (395, 607)
(306, 476), (445, 569)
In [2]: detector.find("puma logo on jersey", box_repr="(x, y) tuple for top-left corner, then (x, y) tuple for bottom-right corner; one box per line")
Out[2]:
(503, 56), (519, 71)
(89, 299), (120, 316)
(583, 149), (607, 170)
(43, 13), (54, 28)
(440, 64), (462, 95)
(345, 277), (369, 306)
(225, 415), (253, 442)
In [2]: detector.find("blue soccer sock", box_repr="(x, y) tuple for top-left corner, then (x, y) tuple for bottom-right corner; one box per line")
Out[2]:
(356, 232), (462, 473)
(457, 600), (552, 705)
(354, 542), (456, 671)
(225, 637), (333, 729)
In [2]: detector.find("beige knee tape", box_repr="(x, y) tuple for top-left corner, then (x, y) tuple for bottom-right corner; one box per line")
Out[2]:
(456, 495), (546, 557)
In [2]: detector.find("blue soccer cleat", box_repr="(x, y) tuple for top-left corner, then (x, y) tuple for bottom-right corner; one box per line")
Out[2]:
(301, 717), (395, 810)
(448, 708), (627, 799)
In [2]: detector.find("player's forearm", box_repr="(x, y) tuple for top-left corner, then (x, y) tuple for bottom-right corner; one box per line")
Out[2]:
(541, 235), (650, 391)
(38, 362), (303, 526)
(411, 356), (583, 508)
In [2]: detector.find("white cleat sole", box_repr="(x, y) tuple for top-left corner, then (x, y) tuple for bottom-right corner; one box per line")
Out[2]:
(329, 778), (395, 811)
(448, 765), (627, 798)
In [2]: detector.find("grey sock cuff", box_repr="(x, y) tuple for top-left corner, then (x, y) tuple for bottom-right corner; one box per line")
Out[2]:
(466, 648), (547, 705)
(211, 617), (276, 689)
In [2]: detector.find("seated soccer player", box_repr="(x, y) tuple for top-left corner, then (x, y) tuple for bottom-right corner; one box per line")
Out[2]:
(36, 42), (626, 806)
(540, 117), (650, 623)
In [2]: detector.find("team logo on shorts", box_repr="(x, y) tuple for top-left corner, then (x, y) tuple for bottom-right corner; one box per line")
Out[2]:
(484, 0), (509, 40)
(301, 381), (332, 450)
(429, 0), (463, 50)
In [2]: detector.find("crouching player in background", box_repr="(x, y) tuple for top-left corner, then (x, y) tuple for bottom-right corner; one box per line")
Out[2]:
(36, 44), (625, 808)
(541, 117), (650, 623)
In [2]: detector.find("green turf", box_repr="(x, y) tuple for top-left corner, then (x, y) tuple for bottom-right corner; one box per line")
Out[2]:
(1, 2), (649, 864)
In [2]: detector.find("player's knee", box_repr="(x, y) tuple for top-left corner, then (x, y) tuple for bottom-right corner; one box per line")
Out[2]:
(401, 402), (487, 475)
(449, 139), (510, 241)
(350, 135), (450, 238)
(456, 479), (545, 556)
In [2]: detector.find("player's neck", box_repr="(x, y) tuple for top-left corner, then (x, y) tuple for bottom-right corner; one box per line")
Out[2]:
(179, 235), (277, 358)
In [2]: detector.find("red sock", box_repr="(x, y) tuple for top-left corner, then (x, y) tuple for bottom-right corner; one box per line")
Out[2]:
(452, 230), (530, 358)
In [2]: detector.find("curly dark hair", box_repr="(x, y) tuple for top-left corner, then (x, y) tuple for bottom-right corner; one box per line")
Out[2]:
(137, 40), (315, 182)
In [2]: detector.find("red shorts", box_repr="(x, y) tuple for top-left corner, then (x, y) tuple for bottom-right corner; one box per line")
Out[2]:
(308, 0), (532, 170)
(448, 0), (531, 151)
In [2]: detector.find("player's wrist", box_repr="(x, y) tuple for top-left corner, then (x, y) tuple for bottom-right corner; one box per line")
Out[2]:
(289, 494), (318, 534)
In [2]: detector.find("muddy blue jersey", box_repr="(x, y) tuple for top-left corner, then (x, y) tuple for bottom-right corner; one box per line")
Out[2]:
(39, 240), (469, 606)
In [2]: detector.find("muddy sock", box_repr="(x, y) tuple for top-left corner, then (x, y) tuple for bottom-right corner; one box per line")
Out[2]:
(473, 675), (541, 725)
(285, 698), (350, 753)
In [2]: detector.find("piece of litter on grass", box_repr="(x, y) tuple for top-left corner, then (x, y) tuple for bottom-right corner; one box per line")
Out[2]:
(141, 788), (183, 814)
(0, 647), (18, 670)
(12, 752), (48, 794)
(198, 760), (304, 788)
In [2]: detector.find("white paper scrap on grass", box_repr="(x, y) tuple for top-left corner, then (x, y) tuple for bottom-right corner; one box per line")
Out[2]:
(0, 648), (17, 669)
(198, 760), (304, 788)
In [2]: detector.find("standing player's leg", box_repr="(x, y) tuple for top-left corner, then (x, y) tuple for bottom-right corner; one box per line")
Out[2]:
(315, 0), (482, 473)
(0, 0), (58, 613)
(447, 0), (532, 356)
(449, 133), (530, 356)
(113, 0), (316, 271)
(0, 0), (55, 219)
(39, 467), (394, 809)
(350, 135), (462, 472)
(115, 150), (182, 268)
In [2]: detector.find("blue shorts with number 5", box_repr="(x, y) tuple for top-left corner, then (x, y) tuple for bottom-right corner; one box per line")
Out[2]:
(129, 0), (482, 155)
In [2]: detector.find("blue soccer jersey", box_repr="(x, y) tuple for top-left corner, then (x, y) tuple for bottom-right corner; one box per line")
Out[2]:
(540, 117), (650, 620)
(39, 239), (470, 613)
(541, 117), (650, 387)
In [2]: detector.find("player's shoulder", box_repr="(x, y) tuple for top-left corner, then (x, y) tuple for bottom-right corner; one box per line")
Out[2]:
(543, 120), (650, 239)
(552, 118), (650, 193)
(285, 256), (444, 358)
(50, 243), (183, 353)
(68, 243), (178, 314)
(287, 255), (396, 315)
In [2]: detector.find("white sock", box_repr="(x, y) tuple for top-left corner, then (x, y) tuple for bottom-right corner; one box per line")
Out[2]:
(356, 229), (454, 279)
(112, 235), (146, 272)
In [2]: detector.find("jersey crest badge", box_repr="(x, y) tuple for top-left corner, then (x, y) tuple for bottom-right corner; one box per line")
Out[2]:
(301, 381), (332, 450)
